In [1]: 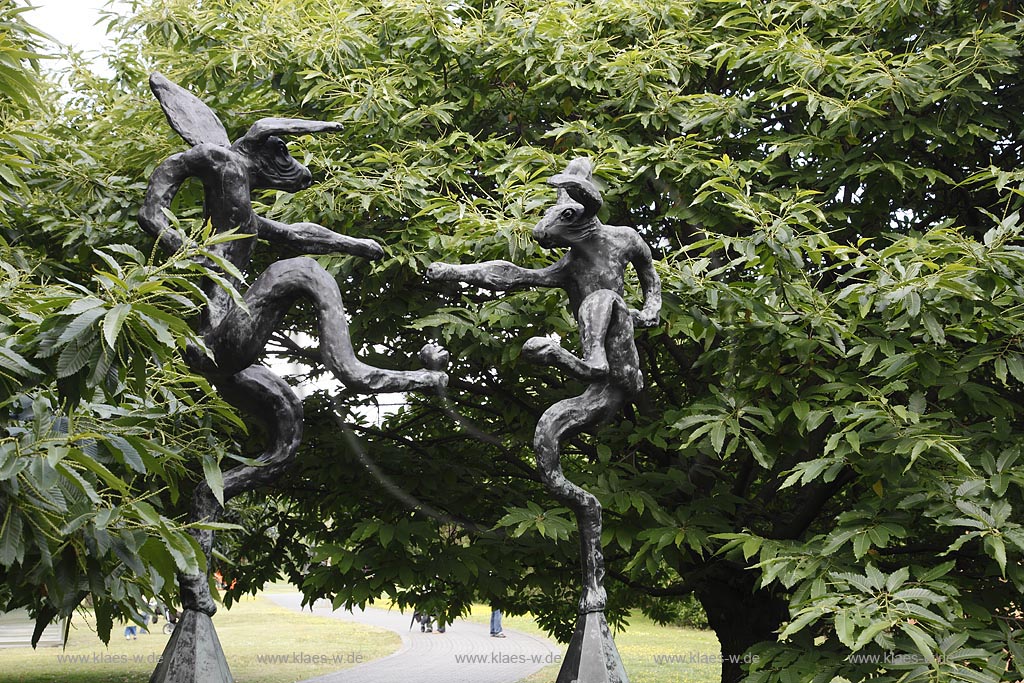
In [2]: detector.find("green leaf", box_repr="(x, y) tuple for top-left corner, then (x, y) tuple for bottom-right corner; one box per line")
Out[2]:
(379, 525), (394, 548)
(792, 400), (810, 421)
(56, 337), (98, 378)
(54, 306), (107, 347)
(852, 619), (891, 652)
(132, 501), (162, 527)
(710, 421), (726, 453)
(900, 622), (936, 663)
(65, 447), (129, 494)
(101, 303), (132, 349)
(779, 609), (822, 640)
(202, 456), (225, 507)
(742, 535), (762, 561)
(885, 566), (910, 592)
(0, 508), (24, 567)
(106, 435), (145, 474)
(0, 346), (42, 376)
(984, 535), (1007, 576)
(853, 531), (871, 559)
(916, 560), (956, 582)
(845, 430), (861, 454)
(835, 609), (855, 648)
(1006, 354), (1024, 384)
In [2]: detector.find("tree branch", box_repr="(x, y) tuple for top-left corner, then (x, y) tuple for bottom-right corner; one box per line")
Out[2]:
(606, 569), (696, 597)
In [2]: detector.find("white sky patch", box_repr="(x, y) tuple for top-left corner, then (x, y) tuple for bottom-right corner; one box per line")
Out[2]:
(276, 333), (411, 423)
(24, 0), (129, 73)
(274, 333), (408, 426)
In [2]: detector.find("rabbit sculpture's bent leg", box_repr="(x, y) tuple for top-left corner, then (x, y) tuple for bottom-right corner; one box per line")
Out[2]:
(194, 256), (448, 392)
(522, 289), (642, 394)
(526, 290), (642, 615)
(176, 258), (448, 617)
(176, 365), (302, 617)
(533, 383), (624, 614)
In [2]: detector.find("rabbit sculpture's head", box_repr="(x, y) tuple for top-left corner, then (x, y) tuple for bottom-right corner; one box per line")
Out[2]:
(149, 72), (341, 193)
(234, 131), (313, 192)
(533, 157), (604, 249)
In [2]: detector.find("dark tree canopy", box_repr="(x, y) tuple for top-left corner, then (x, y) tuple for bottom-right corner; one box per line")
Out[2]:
(2, 1), (1024, 682)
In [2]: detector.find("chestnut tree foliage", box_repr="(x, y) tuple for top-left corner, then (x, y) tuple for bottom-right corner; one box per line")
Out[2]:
(4, 1), (1024, 681)
(0, 2), (245, 645)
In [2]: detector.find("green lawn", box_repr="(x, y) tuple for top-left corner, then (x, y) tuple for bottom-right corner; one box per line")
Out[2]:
(0, 591), (721, 683)
(460, 604), (722, 683)
(0, 595), (400, 683)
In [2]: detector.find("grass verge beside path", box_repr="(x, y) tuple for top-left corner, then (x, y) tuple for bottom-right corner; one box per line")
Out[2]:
(0, 595), (400, 683)
(458, 605), (722, 683)
(254, 589), (721, 682)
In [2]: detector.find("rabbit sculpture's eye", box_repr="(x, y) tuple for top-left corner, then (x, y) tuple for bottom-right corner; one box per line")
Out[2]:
(533, 201), (597, 248)
(264, 139), (291, 172)
(251, 136), (311, 191)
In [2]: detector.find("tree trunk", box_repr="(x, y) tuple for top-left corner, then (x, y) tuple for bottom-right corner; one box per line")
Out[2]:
(696, 563), (788, 683)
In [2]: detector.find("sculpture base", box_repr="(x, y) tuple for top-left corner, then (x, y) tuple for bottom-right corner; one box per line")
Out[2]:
(556, 611), (628, 683)
(150, 609), (233, 683)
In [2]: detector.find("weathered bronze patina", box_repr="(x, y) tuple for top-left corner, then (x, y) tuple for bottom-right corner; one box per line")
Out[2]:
(140, 73), (447, 683)
(429, 158), (661, 683)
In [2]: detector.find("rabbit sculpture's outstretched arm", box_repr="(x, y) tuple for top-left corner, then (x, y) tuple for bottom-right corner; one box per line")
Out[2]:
(426, 256), (568, 290)
(139, 74), (448, 624)
(257, 216), (384, 259)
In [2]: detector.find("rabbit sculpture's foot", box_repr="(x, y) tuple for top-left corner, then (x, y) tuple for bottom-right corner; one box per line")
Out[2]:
(179, 573), (218, 616)
(417, 343), (450, 391)
(578, 585), (607, 614)
(418, 342), (450, 371)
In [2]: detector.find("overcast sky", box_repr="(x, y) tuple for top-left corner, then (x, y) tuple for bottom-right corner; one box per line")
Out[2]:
(25, 0), (127, 58)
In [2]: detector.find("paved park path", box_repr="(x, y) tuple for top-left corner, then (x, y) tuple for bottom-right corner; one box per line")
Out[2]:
(266, 593), (563, 683)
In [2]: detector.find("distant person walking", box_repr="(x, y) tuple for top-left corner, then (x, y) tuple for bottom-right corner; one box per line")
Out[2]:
(490, 607), (504, 638)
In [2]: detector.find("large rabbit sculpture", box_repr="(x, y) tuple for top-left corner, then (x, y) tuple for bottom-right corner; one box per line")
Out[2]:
(139, 73), (447, 683)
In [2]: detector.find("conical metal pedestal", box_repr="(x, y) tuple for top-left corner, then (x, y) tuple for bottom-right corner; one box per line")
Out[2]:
(149, 609), (233, 683)
(555, 611), (628, 683)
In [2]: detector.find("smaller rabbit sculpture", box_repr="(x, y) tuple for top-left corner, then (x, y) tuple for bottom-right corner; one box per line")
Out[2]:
(428, 158), (661, 683)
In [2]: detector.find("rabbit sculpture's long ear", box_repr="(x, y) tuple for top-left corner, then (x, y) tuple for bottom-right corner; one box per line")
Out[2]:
(548, 157), (603, 220)
(234, 117), (343, 148)
(149, 72), (230, 147)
